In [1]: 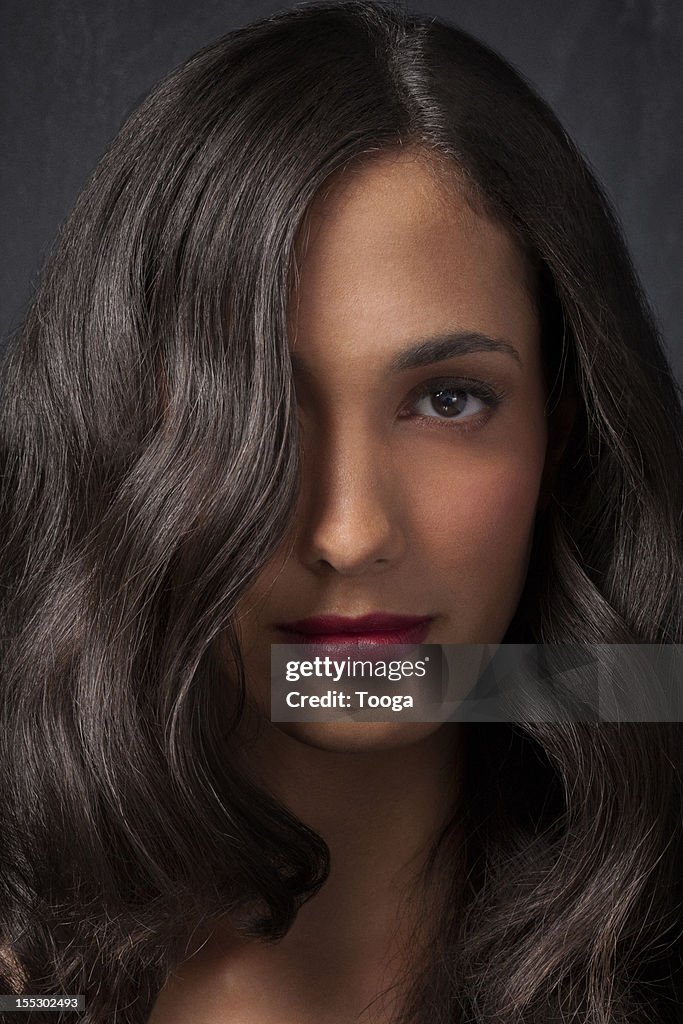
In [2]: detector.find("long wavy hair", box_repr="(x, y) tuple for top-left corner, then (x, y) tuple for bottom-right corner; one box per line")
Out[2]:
(1, 2), (682, 1021)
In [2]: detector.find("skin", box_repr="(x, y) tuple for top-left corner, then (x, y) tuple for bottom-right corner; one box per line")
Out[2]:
(234, 145), (557, 752)
(148, 148), (573, 1023)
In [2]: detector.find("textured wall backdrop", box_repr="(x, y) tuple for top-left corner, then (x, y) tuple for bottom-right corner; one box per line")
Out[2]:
(1, 0), (682, 380)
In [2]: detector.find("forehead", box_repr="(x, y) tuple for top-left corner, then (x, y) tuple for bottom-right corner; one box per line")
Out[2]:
(289, 149), (538, 364)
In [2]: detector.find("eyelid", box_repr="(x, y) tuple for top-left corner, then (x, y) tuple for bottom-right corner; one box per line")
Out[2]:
(394, 375), (509, 437)
(401, 375), (508, 411)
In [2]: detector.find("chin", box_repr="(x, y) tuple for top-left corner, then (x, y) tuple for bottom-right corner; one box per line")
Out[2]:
(275, 720), (447, 753)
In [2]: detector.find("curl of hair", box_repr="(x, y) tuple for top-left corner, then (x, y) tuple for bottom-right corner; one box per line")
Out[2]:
(1, 2), (682, 1021)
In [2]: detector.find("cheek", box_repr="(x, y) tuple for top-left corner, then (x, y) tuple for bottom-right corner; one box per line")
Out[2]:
(416, 458), (539, 552)
(405, 445), (544, 635)
(467, 463), (537, 537)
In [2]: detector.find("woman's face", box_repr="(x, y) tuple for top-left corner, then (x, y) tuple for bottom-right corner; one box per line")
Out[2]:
(231, 148), (551, 751)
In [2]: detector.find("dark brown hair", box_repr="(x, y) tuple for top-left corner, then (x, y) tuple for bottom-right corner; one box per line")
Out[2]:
(1, 2), (681, 1020)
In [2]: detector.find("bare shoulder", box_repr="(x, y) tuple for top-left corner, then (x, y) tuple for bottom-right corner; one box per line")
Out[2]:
(147, 966), (254, 1024)
(147, 927), (245, 1024)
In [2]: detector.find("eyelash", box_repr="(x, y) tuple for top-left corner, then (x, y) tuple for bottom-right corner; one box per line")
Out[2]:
(399, 377), (506, 432)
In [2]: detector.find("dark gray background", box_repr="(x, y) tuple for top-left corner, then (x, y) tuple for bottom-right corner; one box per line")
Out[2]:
(2, 0), (682, 381)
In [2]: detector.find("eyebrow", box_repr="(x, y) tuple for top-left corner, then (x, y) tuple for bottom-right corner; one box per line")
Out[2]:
(389, 331), (523, 372)
(289, 329), (523, 383)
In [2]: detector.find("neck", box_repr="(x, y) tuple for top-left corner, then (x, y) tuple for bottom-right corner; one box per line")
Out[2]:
(150, 723), (465, 1023)
(236, 722), (464, 1009)
(248, 722), (462, 899)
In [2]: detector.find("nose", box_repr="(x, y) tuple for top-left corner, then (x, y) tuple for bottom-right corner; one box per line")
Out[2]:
(295, 422), (407, 576)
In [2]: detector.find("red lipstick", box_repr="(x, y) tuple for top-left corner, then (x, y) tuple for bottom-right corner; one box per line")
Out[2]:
(275, 612), (434, 646)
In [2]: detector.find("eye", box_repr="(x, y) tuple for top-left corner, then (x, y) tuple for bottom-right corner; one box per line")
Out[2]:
(413, 387), (484, 420)
(400, 378), (504, 427)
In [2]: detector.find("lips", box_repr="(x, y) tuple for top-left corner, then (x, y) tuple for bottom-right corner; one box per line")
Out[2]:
(274, 612), (434, 646)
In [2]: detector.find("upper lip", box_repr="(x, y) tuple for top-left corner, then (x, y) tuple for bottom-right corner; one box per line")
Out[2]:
(275, 613), (434, 635)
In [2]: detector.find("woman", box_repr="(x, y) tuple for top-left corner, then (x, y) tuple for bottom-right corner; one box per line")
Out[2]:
(1, 1), (681, 1021)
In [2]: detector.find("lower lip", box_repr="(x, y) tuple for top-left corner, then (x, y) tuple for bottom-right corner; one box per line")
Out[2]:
(277, 620), (433, 647)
